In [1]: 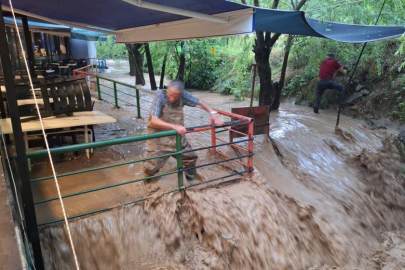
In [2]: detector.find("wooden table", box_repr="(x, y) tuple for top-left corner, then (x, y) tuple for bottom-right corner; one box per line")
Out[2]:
(1, 76), (45, 93)
(0, 111), (117, 165)
(17, 98), (53, 106)
(14, 75), (44, 80)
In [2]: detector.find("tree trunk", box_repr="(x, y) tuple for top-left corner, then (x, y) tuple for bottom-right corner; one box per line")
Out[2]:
(271, 35), (293, 110)
(126, 44), (136, 76)
(254, 31), (277, 106)
(126, 44), (145, 85)
(256, 57), (274, 106)
(177, 41), (185, 81)
(159, 54), (167, 89)
(135, 45), (145, 85)
(253, 0), (280, 107)
(252, 0), (307, 109)
(144, 43), (157, 90)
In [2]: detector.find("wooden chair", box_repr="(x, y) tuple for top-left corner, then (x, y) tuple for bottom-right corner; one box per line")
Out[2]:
(44, 79), (96, 153)
(46, 79), (92, 116)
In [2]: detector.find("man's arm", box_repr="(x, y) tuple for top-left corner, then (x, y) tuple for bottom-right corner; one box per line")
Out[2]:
(198, 100), (224, 126)
(149, 115), (187, 135)
(338, 67), (347, 76)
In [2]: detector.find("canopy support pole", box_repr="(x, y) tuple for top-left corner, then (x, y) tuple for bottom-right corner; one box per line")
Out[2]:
(336, 0), (387, 127)
(21, 15), (36, 78)
(0, 5), (44, 269)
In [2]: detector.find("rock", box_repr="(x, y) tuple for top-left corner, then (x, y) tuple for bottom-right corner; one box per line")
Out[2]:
(360, 89), (370, 95)
(345, 92), (364, 104)
(355, 84), (365, 92)
(398, 130), (405, 143)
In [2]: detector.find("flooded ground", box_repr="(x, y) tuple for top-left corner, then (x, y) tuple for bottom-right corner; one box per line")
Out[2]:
(32, 61), (405, 269)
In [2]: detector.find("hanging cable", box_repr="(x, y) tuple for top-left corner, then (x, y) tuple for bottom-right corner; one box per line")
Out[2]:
(8, 1), (80, 269)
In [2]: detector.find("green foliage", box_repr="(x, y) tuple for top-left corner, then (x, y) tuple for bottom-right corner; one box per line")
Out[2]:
(149, 40), (222, 89)
(212, 35), (256, 100)
(286, 35), (403, 108)
(396, 35), (405, 72)
(390, 75), (405, 123)
(96, 36), (127, 60)
(95, 0), (405, 106)
(186, 40), (222, 89)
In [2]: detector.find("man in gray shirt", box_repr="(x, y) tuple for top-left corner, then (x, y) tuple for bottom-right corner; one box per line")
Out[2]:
(142, 80), (223, 181)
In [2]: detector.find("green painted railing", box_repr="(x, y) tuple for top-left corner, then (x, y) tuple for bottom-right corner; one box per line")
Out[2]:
(73, 67), (142, 118)
(27, 129), (184, 226)
(96, 75), (142, 118)
(25, 112), (253, 226)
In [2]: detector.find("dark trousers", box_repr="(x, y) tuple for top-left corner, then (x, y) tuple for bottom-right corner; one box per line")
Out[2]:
(315, 80), (344, 108)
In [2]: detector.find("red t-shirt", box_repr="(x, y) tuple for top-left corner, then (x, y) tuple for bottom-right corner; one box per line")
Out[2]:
(319, 58), (341, 80)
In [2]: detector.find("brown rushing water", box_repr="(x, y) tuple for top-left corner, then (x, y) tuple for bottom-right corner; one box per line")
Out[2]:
(33, 61), (405, 269)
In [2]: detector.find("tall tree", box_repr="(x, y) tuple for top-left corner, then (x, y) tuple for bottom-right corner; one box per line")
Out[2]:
(177, 41), (186, 82)
(159, 53), (168, 89)
(125, 44), (145, 85)
(272, 34), (293, 110)
(253, 0), (308, 108)
(144, 43), (157, 90)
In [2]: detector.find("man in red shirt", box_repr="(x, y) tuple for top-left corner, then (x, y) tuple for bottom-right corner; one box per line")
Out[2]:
(314, 52), (347, 113)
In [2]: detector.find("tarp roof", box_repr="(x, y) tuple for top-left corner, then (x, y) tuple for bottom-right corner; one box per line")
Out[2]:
(3, 17), (104, 40)
(255, 8), (405, 43)
(2, 0), (404, 43)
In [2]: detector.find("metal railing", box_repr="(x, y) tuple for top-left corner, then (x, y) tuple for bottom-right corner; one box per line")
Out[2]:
(73, 66), (142, 118)
(25, 110), (254, 226)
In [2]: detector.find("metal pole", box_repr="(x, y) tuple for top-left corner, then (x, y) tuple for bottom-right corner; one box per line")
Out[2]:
(336, 0), (387, 127)
(211, 121), (216, 154)
(12, 26), (22, 70)
(0, 7), (44, 269)
(113, 81), (119, 108)
(248, 120), (254, 177)
(96, 76), (102, 100)
(250, 64), (257, 108)
(336, 44), (367, 127)
(175, 133), (184, 188)
(20, 15), (37, 78)
(135, 89), (141, 118)
(43, 33), (51, 64)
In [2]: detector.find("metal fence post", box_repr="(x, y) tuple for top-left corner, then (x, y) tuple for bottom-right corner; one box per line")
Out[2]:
(248, 120), (254, 177)
(175, 133), (184, 188)
(113, 82), (119, 108)
(135, 89), (141, 118)
(96, 77), (102, 100)
(211, 119), (216, 154)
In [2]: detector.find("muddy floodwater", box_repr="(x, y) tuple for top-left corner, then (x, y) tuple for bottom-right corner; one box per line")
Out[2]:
(31, 62), (405, 269)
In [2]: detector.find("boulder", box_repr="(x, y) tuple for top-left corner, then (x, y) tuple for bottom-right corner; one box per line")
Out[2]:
(399, 130), (405, 143)
(345, 92), (364, 104)
(360, 89), (370, 95)
(355, 84), (365, 92)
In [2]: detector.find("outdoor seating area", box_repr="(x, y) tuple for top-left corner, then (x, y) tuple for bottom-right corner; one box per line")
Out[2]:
(0, 78), (116, 168)
(32, 58), (88, 82)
